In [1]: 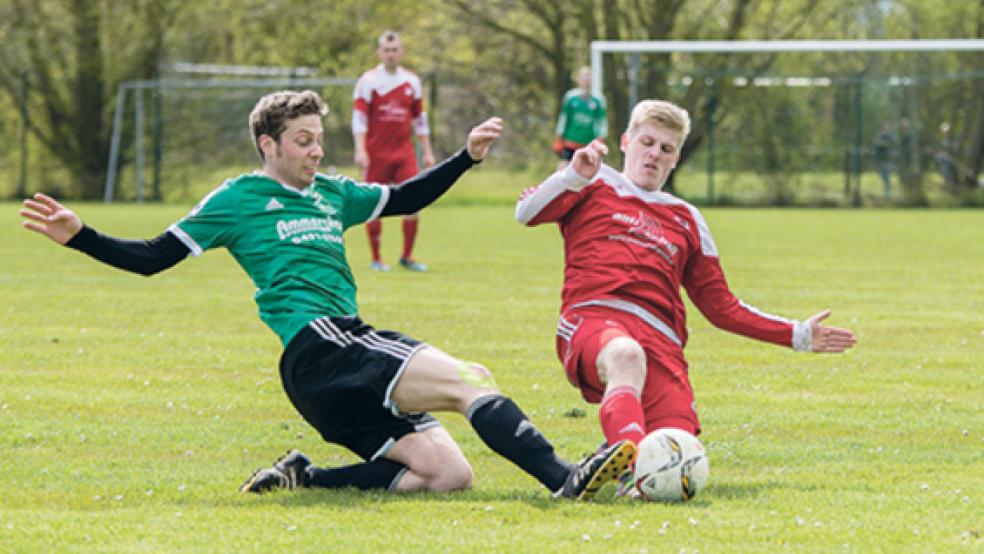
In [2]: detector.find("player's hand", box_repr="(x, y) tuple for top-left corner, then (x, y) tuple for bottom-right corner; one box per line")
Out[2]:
(806, 310), (857, 353)
(466, 117), (503, 161)
(422, 151), (436, 169)
(20, 193), (83, 245)
(354, 150), (369, 178)
(570, 139), (607, 179)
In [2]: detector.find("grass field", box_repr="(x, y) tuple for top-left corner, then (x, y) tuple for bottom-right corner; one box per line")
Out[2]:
(1, 198), (982, 552)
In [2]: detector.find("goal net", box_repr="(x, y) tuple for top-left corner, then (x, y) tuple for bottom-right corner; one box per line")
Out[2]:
(104, 70), (357, 203)
(591, 40), (984, 205)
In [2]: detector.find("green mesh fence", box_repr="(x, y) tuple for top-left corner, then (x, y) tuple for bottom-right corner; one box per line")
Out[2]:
(599, 49), (984, 205)
(109, 79), (356, 203)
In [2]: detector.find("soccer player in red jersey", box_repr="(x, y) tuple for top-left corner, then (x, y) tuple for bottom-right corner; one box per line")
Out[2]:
(516, 99), (857, 456)
(353, 31), (435, 272)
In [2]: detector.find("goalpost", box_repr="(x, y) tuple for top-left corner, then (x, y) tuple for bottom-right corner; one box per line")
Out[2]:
(590, 39), (984, 205)
(104, 64), (356, 203)
(591, 40), (984, 98)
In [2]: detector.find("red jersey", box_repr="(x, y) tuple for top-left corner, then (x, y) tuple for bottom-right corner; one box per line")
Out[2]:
(516, 165), (812, 352)
(352, 65), (428, 160)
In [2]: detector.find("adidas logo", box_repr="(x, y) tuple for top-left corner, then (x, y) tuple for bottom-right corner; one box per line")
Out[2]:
(618, 422), (645, 436)
(265, 198), (284, 211)
(514, 419), (536, 438)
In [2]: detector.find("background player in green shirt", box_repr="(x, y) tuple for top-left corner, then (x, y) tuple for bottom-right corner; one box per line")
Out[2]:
(19, 90), (632, 500)
(553, 66), (608, 169)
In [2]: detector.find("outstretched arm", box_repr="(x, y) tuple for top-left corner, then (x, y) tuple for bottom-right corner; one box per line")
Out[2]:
(380, 117), (502, 217)
(686, 255), (857, 354)
(800, 309), (857, 353)
(20, 193), (189, 276)
(20, 193), (82, 244)
(681, 210), (856, 353)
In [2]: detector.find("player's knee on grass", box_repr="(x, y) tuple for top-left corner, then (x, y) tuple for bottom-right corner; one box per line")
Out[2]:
(597, 335), (647, 389)
(404, 441), (473, 492)
(429, 457), (473, 492)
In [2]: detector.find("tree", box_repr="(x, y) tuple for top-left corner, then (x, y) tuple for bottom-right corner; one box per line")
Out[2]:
(441, 0), (839, 188)
(0, 0), (176, 199)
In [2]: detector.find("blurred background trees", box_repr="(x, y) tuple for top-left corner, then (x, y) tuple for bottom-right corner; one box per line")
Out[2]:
(0, 0), (981, 204)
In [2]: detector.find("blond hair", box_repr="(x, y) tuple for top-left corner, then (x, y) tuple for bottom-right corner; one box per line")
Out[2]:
(248, 90), (328, 162)
(626, 100), (691, 146)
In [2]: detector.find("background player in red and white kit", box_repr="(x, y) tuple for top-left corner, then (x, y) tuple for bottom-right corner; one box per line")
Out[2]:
(353, 31), (436, 272)
(516, 99), (857, 462)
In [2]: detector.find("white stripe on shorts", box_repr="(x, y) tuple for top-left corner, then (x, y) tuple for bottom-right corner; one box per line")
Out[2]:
(359, 331), (414, 359)
(319, 318), (413, 360)
(556, 315), (579, 340)
(317, 318), (355, 346)
(308, 317), (415, 360)
(309, 318), (348, 347)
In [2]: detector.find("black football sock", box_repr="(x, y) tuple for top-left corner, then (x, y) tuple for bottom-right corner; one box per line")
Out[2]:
(467, 394), (572, 492)
(304, 458), (407, 491)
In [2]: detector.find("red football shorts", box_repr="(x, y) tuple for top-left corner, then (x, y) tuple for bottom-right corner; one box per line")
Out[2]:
(366, 154), (419, 185)
(555, 306), (700, 435)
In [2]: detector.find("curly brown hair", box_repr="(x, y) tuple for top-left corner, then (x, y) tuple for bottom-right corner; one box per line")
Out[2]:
(249, 90), (328, 162)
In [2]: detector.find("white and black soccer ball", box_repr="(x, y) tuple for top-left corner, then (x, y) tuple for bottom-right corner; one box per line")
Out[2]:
(633, 427), (709, 502)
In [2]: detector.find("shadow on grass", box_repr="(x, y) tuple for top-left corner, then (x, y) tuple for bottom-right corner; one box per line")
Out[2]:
(210, 478), (784, 510)
(218, 487), (563, 511)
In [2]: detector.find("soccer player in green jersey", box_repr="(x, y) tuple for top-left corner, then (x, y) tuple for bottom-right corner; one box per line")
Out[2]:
(553, 66), (607, 168)
(19, 90), (633, 500)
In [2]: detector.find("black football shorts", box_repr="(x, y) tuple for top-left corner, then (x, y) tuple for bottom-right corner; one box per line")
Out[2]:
(279, 316), (440, 461)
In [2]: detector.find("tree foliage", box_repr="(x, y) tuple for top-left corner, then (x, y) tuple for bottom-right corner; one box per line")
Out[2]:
(0, 0), (181, 198)
(0, 0), (981, 201)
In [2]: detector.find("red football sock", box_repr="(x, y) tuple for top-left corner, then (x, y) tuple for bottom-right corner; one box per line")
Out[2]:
(401, 217), (419, 260)
(599, 385), (646, 448)
(366, 219), (382, 262)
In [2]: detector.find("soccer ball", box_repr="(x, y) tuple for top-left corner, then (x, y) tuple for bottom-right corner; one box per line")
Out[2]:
(632, 427), (709, 502)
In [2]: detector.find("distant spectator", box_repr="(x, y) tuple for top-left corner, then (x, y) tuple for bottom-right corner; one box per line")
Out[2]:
(935, 121), (957, 190)
(872, 122), (893, 199)
(896, 118), (914, 189)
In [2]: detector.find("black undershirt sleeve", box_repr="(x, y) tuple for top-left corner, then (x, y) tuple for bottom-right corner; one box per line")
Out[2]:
(64, 149), (478, 273)
(65, 226), (190, 276)
(379, 148), (479, 217)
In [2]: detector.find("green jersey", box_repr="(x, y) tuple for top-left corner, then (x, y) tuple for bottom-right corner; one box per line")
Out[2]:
(169, 172), (387, 346)
(555, 89), (607, 146)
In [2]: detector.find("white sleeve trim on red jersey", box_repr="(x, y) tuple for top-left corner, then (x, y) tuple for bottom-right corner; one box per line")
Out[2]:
(683, 204), (718, 257)
(407, 70), (424, 99)
(738, 300), (794, 325)
(792, 319), (812, 351)
(407, 70), (429, 135)
(352, 110), (369, 135)
(352, 70), (372, 135)
(515, 163), (597, 224)
(352, 70), (372, 102)
(412, 112), (429, 136)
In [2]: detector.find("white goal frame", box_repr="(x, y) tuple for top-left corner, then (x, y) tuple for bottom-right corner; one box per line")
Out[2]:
(590, 39), (984, 204)
(590, 39), (984, 98)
